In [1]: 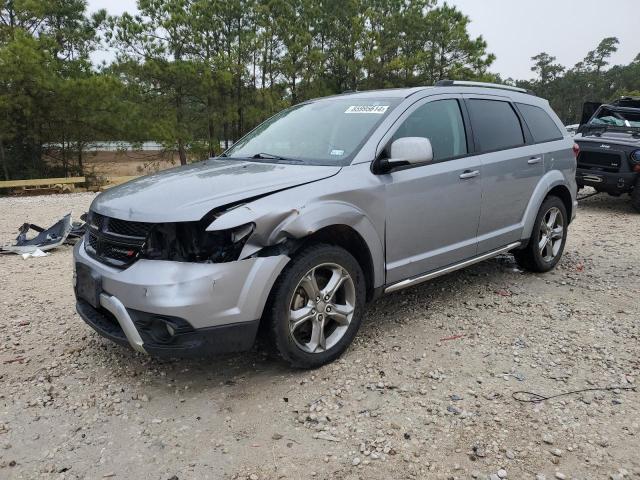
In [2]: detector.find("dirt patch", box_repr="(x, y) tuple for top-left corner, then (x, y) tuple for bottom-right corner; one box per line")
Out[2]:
(0, 192), (638, 479)
(82, 150), (178, 177)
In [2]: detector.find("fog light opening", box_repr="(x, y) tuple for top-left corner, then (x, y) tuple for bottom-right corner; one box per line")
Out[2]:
(149, 319), (175, 344)
(166, 323), (175, 337)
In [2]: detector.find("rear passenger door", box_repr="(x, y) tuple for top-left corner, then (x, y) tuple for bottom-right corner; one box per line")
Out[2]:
(464, 95), (544, 253)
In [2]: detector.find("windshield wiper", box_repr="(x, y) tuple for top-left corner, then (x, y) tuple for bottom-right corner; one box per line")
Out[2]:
(251, 152), (301, 162)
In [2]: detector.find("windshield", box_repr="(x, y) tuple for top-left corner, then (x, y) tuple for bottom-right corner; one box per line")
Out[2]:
(589, 107), (640, 128)
(224, 98), (399, 165)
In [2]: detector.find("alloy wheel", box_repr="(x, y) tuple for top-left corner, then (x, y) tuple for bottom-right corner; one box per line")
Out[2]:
(538, 206), (564, 262)
(288, 263), (356, 354)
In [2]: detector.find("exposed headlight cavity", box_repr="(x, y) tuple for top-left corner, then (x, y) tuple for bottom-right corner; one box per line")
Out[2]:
(141, 221), (254, 263)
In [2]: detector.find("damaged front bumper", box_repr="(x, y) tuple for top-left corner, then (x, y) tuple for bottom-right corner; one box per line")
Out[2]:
(73, 241), (289, 356)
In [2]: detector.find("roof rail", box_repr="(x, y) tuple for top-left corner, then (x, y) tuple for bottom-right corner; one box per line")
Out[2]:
(435, 80), (535, 96)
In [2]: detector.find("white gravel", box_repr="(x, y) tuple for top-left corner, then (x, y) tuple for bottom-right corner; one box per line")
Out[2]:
(0, 191), (639, 479)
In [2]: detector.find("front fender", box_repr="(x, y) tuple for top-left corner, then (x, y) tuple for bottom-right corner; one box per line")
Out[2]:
(208, 200), (386, 288)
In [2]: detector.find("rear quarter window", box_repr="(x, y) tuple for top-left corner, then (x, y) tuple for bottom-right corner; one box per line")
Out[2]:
(516, 103), (563, 143)
(467, 99), (524, 153)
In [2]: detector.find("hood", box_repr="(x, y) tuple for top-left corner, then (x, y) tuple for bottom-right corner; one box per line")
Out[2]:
(91, 159), (342, 222)
(576, 131), (640, 148)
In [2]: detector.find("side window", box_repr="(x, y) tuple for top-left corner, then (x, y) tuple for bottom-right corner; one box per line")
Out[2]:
(516, 103), (563, 143)
(392, 99), (467, 161)
(467, 99), (524, 152)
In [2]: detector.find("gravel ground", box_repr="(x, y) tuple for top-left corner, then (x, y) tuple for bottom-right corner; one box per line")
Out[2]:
(0, 191), (639, 480)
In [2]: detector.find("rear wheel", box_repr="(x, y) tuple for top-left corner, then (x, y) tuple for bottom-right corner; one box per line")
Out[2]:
(514, 195), (568, 273)
(266, 244), (366, 368)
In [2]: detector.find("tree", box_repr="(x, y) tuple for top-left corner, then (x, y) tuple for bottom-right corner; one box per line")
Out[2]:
(581, 36), (618, 74)
(0, 0), (112, 179)
(107, 0), (199, 165)
(531, 52), (564, 85)
(417, 3), (495, 85)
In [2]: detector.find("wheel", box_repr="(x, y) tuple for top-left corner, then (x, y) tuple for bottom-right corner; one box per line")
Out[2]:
(631, 178), (640, 213)
(265, 244), (366, 369)
(514, 195), (568, 273)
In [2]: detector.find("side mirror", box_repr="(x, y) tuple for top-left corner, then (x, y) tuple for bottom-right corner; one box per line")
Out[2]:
(380, 137), (433, 172)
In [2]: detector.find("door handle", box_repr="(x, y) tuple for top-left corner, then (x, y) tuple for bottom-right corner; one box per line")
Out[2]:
(528, 156), (542, 165)
(459, 170), (480, 179)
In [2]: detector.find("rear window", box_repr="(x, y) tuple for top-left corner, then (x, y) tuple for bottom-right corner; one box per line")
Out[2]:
(589, 106), (640, 128)
(467, 99), (524, 152)
(517, 103), (563, 143)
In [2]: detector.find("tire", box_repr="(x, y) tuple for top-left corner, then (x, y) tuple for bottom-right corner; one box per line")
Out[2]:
(514, 195), (568, 273)
(631, 178), (640, 213)
(265, 243), (366, 369)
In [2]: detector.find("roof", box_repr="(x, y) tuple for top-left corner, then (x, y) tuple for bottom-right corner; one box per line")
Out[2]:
(324, 86), (433, 100)
(317, 81), (540, 103)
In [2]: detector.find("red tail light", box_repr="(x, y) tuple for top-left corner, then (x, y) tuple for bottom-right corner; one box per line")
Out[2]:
(572, 143), (580, 158)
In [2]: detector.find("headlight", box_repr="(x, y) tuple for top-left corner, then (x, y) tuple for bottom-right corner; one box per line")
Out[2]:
(631, 149), (640, 164)
(141, 222), (254, 263)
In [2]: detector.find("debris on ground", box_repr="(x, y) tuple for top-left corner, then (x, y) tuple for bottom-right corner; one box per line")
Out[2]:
(0, 212), (85, 255)
(20, 248), (49, 259)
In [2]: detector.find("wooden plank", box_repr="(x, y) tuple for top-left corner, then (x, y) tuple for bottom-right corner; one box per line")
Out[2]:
(105, 176), (138, 185)
(0, 177), (85, 189)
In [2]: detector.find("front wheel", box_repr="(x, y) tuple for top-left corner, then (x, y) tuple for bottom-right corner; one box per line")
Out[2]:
(265, 244), (366, 368)
(514, 195), (568, 273)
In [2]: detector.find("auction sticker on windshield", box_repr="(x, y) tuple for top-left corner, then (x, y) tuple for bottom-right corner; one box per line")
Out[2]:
(344, 105), (389, 114)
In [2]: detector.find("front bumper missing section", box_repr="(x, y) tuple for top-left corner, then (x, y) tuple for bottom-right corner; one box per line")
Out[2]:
(75, 298), (261, 357)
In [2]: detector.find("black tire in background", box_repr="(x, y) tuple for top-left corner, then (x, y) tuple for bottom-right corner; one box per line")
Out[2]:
(514, 195), (568, 273)
(631, 178), (640, 213)
(265, 244), (366, 369)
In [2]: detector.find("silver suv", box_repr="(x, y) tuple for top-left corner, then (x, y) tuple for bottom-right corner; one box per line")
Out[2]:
(74, 81), (577, 368)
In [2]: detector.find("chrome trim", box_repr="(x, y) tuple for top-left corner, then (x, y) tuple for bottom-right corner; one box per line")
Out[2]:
(459, 170), (480, 179)
(581, 174), (604, 183)
(99, 293), (146, 353)
(384, 242), (521, 294)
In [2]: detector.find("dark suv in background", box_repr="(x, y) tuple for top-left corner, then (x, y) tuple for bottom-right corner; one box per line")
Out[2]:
(575, 97), (640, 211)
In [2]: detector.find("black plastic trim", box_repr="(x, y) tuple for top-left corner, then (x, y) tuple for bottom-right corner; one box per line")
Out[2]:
(75, 299), (260, 357)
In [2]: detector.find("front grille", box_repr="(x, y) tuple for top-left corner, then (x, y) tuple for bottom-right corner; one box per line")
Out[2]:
(108, 217), (154, 237)
(577, 151), (622, 173)
(85, 212), (153, 268)
(87, 231), (99, 250)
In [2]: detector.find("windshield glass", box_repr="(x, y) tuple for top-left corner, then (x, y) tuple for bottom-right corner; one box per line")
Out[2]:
(589, 107), (640, 128)
(224, 98), (399, 165)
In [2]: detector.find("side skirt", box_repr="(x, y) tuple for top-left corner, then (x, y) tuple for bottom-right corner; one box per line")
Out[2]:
(384, 242), (521, 294)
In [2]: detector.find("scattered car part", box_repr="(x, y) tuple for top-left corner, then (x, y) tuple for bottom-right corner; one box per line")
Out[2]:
(1, 213), (74, 255)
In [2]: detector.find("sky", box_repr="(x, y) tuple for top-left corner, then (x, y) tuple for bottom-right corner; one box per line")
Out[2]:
(87, 0), (640, 81)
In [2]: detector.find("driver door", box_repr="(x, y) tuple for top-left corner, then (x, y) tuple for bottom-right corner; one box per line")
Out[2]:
(382, 96), (483, 284)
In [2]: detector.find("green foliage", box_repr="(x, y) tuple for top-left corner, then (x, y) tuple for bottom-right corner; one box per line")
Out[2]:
(4, 1), (638, 181)
(521, 37), (640, 124)
(1, 0), (499, 178)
